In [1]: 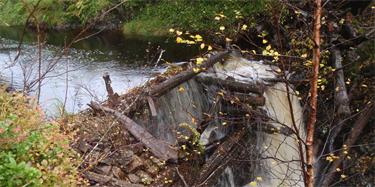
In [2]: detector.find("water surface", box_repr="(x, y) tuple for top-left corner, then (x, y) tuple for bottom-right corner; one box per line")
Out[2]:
(0, 26), (200, 115)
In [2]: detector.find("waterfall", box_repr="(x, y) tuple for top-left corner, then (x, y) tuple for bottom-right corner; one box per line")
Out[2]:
(199, 53), (306, 187)
(137, 52), (306, 186)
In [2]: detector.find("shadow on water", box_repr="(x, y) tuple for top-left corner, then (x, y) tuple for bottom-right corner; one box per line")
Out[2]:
(0, 26), (201, 115)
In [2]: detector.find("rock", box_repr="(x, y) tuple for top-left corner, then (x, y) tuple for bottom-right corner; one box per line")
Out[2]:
(145, 165), (159, 177)
(112, 166), (126, 179)
(128, 173), (140, 183)
(136, 170), (152, 184)
(125, 155), (144, 173)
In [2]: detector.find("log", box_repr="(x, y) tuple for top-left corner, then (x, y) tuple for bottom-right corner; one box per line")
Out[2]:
(84, 171), (144, 187)
(149, 50), (229, 97)
(103, 72), (119, 105)
(196, 74), (265, 96)
(88, 101), (178, 163)
(225, 91), (265, 106)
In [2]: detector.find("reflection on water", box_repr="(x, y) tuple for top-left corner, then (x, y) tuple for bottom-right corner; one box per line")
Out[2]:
(0, 26), (201, 115)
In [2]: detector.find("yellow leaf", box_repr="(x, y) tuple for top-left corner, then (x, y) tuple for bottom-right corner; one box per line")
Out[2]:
(321, 85), (325, 90)
(214, 16), (220, 20)
(189, 35), (196, 39)
(361, 84), (367, 87)
(336, 168), (341, 171)
(296, 91), (300, 95)
(246, 114), (250, 117)
(226, 38), (232, 42)
(252, 50), (256, 54)
(276, 69), (281, 73)
(344, 151), (348, 154)
(214, 126), (218, 129)
(222, 122), (227, 126)
(192, 118), (195, 124)
(257, 177), (263, 181)
(220, 26), (225, 31)
(335, 87), (339, 92)
(242, 24), (248, 30)
(295, 11), (300, 14)
(195, 34), (202, 41)
(193, 68), (200, 73)
(196, 58), (204, 65)
(263, 39), (268, 44)
(169, 28), (175, 32)
(250, 181), (257, 186)
(166, 61), (171, 64)
(176, 30), (182, 36)
(208, 46), (212, 50)
(341, 175), (346, 179)
(176, 37), (183, 44)
(332, 69), (336, 72)
(200, 43), (205, 49)
(186, 40), (196, 44)
(304, 61), (312, 66)
(301, 54), (307, 58)
(264, 146), (268, 149)
(272, 162), (276, 165)
(178, 87), (185, 92)
(217, 92), (224, 97)
(266, 45), (271, 51)
(204, 113), (211, 117)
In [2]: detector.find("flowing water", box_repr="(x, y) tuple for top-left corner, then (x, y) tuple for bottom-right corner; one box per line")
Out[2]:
(0, 26), (200, 115)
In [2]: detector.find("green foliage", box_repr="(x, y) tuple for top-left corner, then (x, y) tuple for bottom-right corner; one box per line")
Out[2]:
(0, 85), (86, 186)
(125, 0), (267, 35)
(0, 0), (114, 27)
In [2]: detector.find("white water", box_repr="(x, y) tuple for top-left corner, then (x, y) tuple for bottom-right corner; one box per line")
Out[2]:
(200, 53), (306, 187)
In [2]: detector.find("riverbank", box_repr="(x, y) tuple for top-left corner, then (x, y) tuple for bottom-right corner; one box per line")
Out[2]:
(0, 0), (267, 36)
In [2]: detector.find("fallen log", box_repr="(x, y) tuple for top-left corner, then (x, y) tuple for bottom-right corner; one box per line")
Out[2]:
(88, 101), (178, 163)
(148, 50), (229, 97)
(196, 74), (265, 96)
(84, 171), (144, 187)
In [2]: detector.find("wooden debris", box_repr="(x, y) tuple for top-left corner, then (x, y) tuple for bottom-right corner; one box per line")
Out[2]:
(84, 171), (144, 187)
(88, 101), (178, 163)
(196, 74), (265, 96)
(103, 72), (119, 105)
(149, 50), (229, 97)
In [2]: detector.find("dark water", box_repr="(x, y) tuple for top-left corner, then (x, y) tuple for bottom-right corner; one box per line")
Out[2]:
(0, 26), (201, 115)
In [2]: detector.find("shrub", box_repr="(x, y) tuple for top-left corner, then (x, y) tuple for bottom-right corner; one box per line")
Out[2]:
(0, 85), (85, 186)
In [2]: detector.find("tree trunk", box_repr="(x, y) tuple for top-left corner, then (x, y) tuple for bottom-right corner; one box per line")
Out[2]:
(306, 0), (321, 186)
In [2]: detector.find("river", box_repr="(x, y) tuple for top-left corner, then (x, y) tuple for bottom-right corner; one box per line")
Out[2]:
(0, 26), (200, 116)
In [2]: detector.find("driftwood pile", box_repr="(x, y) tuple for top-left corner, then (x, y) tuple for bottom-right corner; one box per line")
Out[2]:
(78, 50), (297, 186)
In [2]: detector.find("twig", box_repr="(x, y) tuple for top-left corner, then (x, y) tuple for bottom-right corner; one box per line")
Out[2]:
(176, 167), (188, 187)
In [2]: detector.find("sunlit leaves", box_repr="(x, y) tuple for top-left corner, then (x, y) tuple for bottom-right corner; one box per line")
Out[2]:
(263, 39), (268, 44)
(242, 24), (248, 30)
(257, 177), (263, 181)
(200, 43), (205, 49)
(208, 46), (212, 50)
(214, 16), (220, 20)
(176, 30), (183, 36)
(220, 26), (225, 31)
(250, 181), (257, 185)
(178, 87), (185, 92)
(196, 58), (204, 65)
(226, 38), (232, 42)
(169, 28), (175, 33)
